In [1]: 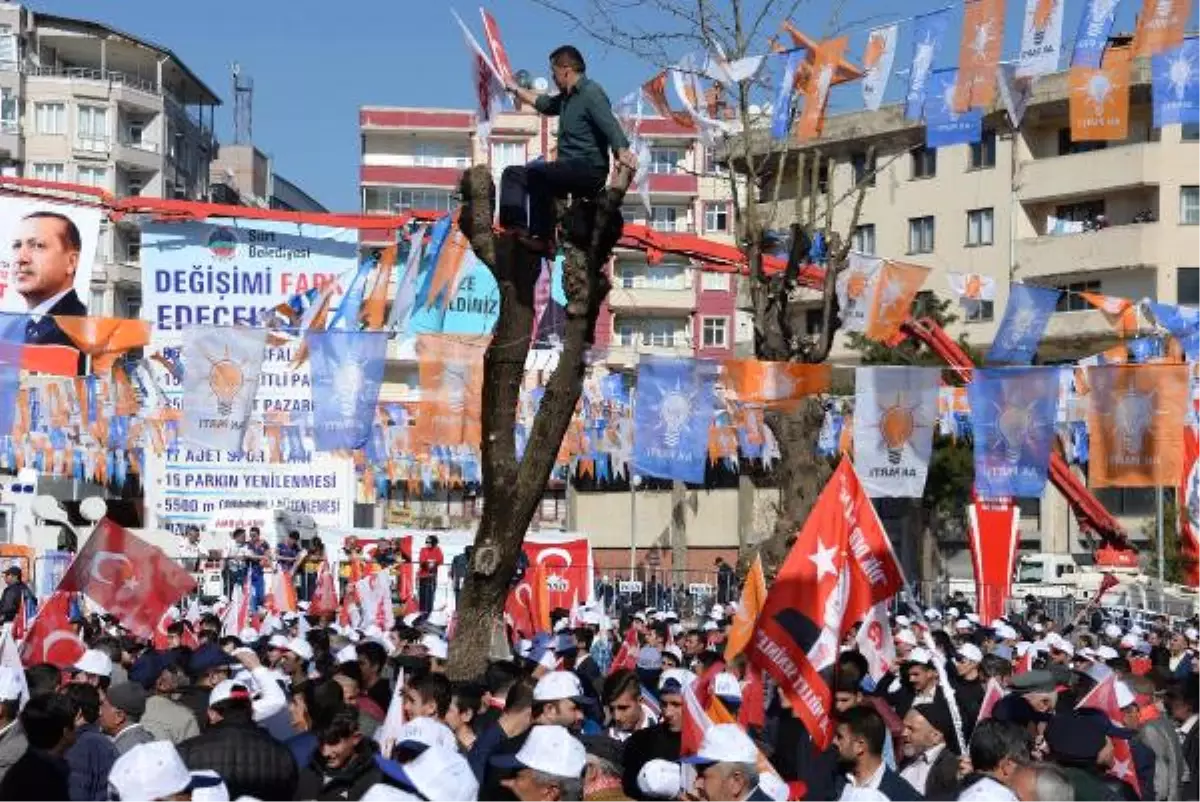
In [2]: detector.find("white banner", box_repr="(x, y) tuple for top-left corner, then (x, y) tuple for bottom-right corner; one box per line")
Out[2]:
(0, 196), (101, 315)
(836, 252), (882, 333)
(180, 325), (268, 453)
(853, 366), (938, 497)
(1016, 0), (1065, 78)
(861, 24), (899, 111)
(855, 601), (897, 682)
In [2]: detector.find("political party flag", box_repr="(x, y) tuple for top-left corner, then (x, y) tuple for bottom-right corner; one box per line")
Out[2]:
(906, 9), (953, 119)
(422, 214), (470, 311)
(361, 245), (398, 330)
(866, 260), (931, 342)
(180, 325), (267, 453)
(479, 8), (514, 86)
(969, 367), (1060, 498)
(267, 569), (298, 614)
(18, 591), (85, 668)
(861, 24), (899, 111)
(1072, 0), (1123, 68)
(1143, 301), (1199, 360)
(1070, 45), (1133, 141)
(968, 499), (1021, 622)
(1152, 37), (1200, 128)
(722, 359), (830, 411)
(725, 553), (768, 661)
(1087, 364), (1188, 487)
(415, 334), (486, 451)
(1079, 291), (1138, 336)
(53, 317), (151, 374)
(854, 367), (938, 498)
(309, 331), (387, 451)
(56, 519), (197, 639)
(452, 10), (505, 134)
(389, 224), (428, 334)
(1017, 0), (1065, 78)
(837, 252), (883, 333)
(977, 678), (1007, 722)
(771, 50), (804, 140)
(745, 460), (903, 749)
(221, 575), (250, 638)
(926, 68), (985, 147)
(954, 0), (1005, 111)
(1133, 0), (1188, 57)
(987, 284), (1060, 364)
(997, 62), (1035, 127)
(1076, 673), (1142, 796)
(947, 272), (997, 319)
(854, 602), (897, 683)
(797, 37), (848, 140)
(1181, 425), (1199, 587)
(643, 71), (697, 129)
(633, 356), (719, 484)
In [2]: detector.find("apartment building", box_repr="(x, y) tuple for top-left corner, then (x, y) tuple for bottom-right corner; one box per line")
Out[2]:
(0, 3), (220, 320)
(210, 143), (327, 212)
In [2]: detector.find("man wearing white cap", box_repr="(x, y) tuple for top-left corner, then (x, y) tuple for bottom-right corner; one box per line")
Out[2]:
(108, 741), (225, 801)
(532, 671), (587, 733)
(683, 723), (772, 800)
(493, 724), (586, 801)
(906, 649), (942, 709)
(952, 644), (985, 733)
(376, 742), (480, 800)
(72, 649), (114, 689)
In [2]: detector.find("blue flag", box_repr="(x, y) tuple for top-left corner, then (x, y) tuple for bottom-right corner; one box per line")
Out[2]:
(633, 357), (717, 483)
(1145, 301), (1199, 361)
(905, 9), (952, 119)
(925, 69), (983, 148)
(1071, 0), (1123, 68)
(0, 337), (21, 439)
(771, 50), (803, 140)
(309, 331), (387, 450)
(987, 284), (1061, 364)
(1152, 37), (1200, 128)
(969, 367), (1060, 498)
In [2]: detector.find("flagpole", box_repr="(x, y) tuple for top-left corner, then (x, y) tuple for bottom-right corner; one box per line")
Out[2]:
(1156, 484), (1165, 609)
(629, 474), (639, 579)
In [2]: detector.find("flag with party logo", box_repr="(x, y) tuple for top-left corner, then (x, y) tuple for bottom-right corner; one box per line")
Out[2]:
(947, 272), (997, 318)
(1017, 0), (1065, 77)
(954, 0), (1005, 111)
(390, 224), (428, 334)
(926, 69), (984, 148)
(180, 325), (268, 452)
(861, 24), (899, 111)
(309, 331), (387, 451)
(1087, 364), (1188, 487)
(1071, 0), (1123, 67)
(415, 334), (486, 451)
(997, 61), (1035, 127)
(987, 284), (1060, 364)
(1080, 291), (1138, 336)
(1070, 45), (1132, 141)
(837, 252), (883, 332)
(1133, 0), (1188, 57)
(54, 317), (152, 374)
(724, 553), (767, 661)
(643, 71), (697, 129)
(771, 50), (804, 140)
(633, 356), (718, 484)
(865, 260), (931, 342)
(1143, 301), (1199, 360)
(969, 367), (1061, 497)
(797, 37), (848, 140)
(854, 367), (939, 497)
(1152, 37), (1200, 128)
(722, 359), (830, 411)
(906, 8), (953, 118)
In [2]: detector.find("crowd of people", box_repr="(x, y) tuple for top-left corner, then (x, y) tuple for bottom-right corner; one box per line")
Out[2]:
(0, 582), (1196, 801)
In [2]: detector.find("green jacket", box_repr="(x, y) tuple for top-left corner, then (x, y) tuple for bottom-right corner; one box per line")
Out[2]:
(1061, 765), (1123, 801)
(535, 76), (630, 174)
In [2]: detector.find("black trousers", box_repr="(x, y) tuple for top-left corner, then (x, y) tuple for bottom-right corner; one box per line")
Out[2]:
(499, 159), (607, 239)
(418, 576), (436, 614)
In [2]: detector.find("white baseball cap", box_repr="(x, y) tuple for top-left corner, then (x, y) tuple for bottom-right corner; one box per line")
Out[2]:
(208, 680), (251, 708)
(956, 644), (983, 664)
(237, 627), (258, 644)
(395, 716), (458, 752)
(336, 645), (358, 665)
(1119, 634), (1138, 649)
(637, 759), (682, 798)
(995, 624), (1018, 641)
(1050, 639), (1075, 657)
(493, 724), (586, 779)
(895, 615), (911, 627)
(713, 672), (743, 701)
(286, 637), (314, 662)
(663, 645), (683, 663)
(954, 619), (973, 631)
(701, 620), (718, 632)
(659, 668), (698, 693)
(1104, 623), (1122, 639)
(109, 742), (224, 801)
(895, 629), (917, 646)
(925, 608), (942, 620)
(189, 770), (229, 802)
(533, 671), (585, 702)
(267, 634), (290, 650)
(681, 723), (758, 766)
(419, 634), (448, 661)
(73, 649), (113, 678)
(360, 784), (421, 801)
(1096, 645), (1119, 661)
(379, 743), (479, 801)
(907, 648), (935, 666)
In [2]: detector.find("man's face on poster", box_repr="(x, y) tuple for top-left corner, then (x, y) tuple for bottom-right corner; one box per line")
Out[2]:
(13, 215), (79, 306)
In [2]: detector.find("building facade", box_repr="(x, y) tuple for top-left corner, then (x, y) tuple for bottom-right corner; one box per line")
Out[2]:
(209, 143), (327, 212)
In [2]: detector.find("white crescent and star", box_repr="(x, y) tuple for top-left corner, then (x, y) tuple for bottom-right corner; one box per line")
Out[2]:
(809, 537), (839, 581)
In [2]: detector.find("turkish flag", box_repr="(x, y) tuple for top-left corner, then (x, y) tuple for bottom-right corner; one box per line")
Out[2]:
(608, 627), (639, 675)
(745, 459), (904, 750)
(309, 561), (339, 616)
(19, 591), (85, 668)
(56, 519), (196, 640)
(1077, 673), (1141, 797)
(480, 9), (514, 85)
(976, 678), (1007, 722)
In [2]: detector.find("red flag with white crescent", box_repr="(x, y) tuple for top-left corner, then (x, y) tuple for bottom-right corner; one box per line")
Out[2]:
(608, 626), (639, 675)
(480, 8), (514, 85)
(1077, 673), (1141, 797)
(19, 591), (85, 668)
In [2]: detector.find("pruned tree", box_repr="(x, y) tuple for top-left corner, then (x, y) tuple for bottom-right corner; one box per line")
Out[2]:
(448, 165), (632, 679)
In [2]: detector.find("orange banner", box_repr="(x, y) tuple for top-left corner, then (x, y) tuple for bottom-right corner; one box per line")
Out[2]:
(954, 0), (1005, 111)
(1070, 46), (1132, 142)
(642, 72), (697, 129)
(724, 553), (767, 660)
(425, 214), (469, 310)
(865, 260), (931, 342)
(1087, 364), (1188, 487)
(362, 245), (398, 329)
(1079, 291), (1137, 337)
(1133, 0), (1188, 57)
(797, 37), (849, 141)
(722, 359), (830, 410)
(53, 316), (151, 374)
(414, 334), (486, 452)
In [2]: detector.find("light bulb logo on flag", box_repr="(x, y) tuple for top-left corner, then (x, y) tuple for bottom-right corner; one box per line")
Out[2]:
(971, 20), (996, 59)
(659, 384), (694, 448)
(1114, 389), (1155, 456)
(1167, 48), (1195, 100)
(206, 350), (245, 417)
(336, 358), (366, 420)
(1086, 73), (1114, 114)
(878, 396), (918, 465)
(996, 403), (1036, 461)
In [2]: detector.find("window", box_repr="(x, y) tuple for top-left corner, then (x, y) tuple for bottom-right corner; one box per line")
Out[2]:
(851, 224), (876, 255)
(77, 105), (108, 149)
(704, 147), (728, 176)
(0, 89), (15, 133)
(1180, 186), (1199, 225)
(126, 176), (144, 196)
(30, 163), (64, 182)
(650, 206), (684, 232)
(851, 151), (876, 187)
(490, 141), (525, 170)
(703, 202), (729, 233)
(1054, 280), (1101, 312)
(1054, 199), (1105, 226)
(701, 272), (730, 292)
(362, 187), (457, 214)
(34, 102), (65, 135)
(409, 140), (470, 168)
(1057, 128), (1106, 155)
(970, 129), (997, 169)
(1184, 123), (1199, 142)
(616, 261), (687, 290)
(966, 208), (994, 246)
(642, 319), (683, 347)
(126, 120), (145, 146)
(77, 166), (107, 188)
(908, 216), (935, 254)
(648, 147), (684, 175)
(615, 319), (637, 346)
(965, 299), (995, 322)
(701, 317), (728, 348)
(1179, 267), (1199, 307)
(1093, 488), (1156, 516)
(911, 146), (936, 179)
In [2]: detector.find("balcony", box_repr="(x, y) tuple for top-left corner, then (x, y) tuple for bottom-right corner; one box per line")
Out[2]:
(360, 164), (462, 188)
(603, 341), (692, 369)
(360, 108), (475, 132)
(25, 65), (165, 112)
(114, 137), (162, 171)
(1014, 223), (1158, 280)
(646, 172), (698, 196)
(73, 135), (111, 158)
(1040, 309), (1125, 346)
(607, 285), (695, 312)
(1016, 143), (1159, 204)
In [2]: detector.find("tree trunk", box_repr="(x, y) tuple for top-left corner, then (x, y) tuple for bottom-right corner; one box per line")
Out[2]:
(447, 165), (631, 680)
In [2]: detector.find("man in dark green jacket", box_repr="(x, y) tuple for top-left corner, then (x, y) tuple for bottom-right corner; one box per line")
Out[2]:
(501, 45), (638, 249)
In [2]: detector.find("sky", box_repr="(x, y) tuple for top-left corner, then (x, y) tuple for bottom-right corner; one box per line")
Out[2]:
(31, 0), (1194, 212)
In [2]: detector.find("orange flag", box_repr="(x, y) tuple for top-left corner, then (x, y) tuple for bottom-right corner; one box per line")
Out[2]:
(1087, 364), (1188, 487)
(1080, 292), (1138, 337)
(414, 334), (486, 452)
(865, 260), (931, 342)
(52, 317), (151, 374)
(361, 245), (398, 330)
(955, 0), (1005, 111)
(1070, 46), (1132, 142)
(642, 71), (698, 129)
(723, 360), (830, 411)
(797, 37), (849, 141)
(1133, 0), (1188, 57)
(724, 554), (767, 660)
(424, 219), (469, 310)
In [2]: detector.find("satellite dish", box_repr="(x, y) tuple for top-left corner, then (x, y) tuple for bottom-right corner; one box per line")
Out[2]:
(80, 497), (107, 523)
(33, 495), (67, 524)
(533, 76), (549, 93)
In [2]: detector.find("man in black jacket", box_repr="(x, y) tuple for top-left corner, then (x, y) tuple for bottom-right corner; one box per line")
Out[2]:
(1166, 679), (1199, 801)
(294, 706), (381, 801)
(832, 705), (923, 801)
(0, 566), (33, 624)
(0, 692), (77, 801)
(178, 681), (298, 800)
(622, 677), (685, 799)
